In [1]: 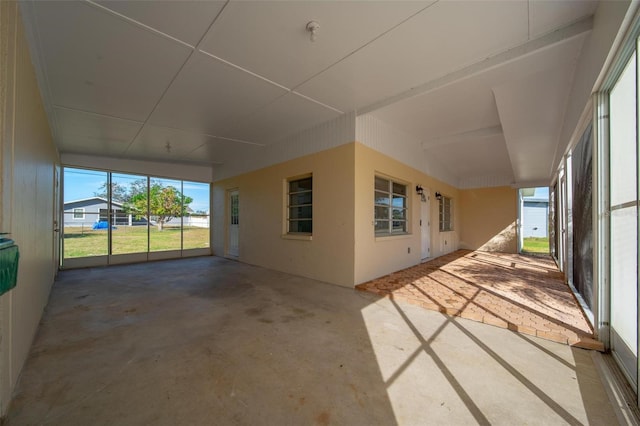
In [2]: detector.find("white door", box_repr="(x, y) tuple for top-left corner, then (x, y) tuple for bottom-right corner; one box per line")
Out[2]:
(227, 190), (239, 257)
(420, 192), (430, 261)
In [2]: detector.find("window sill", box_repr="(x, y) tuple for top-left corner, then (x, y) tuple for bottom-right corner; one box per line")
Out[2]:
(281, 234), (313, 241)
(375, 233), (412, 242)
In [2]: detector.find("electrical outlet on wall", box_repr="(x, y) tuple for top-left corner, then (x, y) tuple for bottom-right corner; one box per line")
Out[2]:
(407, 247), (411, 254)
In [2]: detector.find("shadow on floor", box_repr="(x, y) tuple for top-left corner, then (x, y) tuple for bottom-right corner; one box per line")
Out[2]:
(356, 250), (601, 351)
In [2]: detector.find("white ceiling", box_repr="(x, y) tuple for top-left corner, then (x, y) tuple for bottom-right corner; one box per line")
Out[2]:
(21, 0), (598, 186)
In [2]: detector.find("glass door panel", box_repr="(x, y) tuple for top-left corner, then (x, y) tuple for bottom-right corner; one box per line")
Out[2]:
(62, 168), (108, 259)
(149, 177), (183, 252)
(609, 51), (638, 388)
(111, 173), (148, 255)
(182, 181), (210, 250)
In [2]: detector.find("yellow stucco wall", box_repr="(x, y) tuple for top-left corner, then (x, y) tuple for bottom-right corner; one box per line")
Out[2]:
(212, 143), (356, 287)
(353, 143), (459, 285)
(459, 186), (518, 253)
(213, 142), (519, 287)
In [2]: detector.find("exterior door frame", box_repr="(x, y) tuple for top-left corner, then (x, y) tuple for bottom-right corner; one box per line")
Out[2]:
(53, 164), (61, 275)
(226, 188), (239, 258)
(420, 189), (431, 261)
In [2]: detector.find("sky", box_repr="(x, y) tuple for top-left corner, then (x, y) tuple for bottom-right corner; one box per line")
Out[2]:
(63, 168), (211, 213)
(522, 186), (549, 199)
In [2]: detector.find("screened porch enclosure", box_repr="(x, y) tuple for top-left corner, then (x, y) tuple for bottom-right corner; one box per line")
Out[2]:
(62, 167), (211, 267)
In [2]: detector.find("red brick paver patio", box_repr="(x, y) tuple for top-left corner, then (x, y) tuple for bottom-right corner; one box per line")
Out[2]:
(356, 250), (603, 351)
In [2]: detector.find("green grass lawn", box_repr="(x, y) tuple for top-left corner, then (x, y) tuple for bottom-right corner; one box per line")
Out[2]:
(522, 237), (549, 254)
(64, 226), (209, 258)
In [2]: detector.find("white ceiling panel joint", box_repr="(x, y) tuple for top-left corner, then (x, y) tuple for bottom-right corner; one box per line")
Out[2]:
(85, 0), (195, 50)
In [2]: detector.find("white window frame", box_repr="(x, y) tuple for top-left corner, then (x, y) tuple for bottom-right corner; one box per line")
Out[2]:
(73, 208), (85, 220)
(374, 175), (408, 236)
(286, 175), (312, 235)
(439, 195), (453, 232)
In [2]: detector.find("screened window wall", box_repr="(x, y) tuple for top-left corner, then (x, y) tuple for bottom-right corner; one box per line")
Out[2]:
(605, 47), (638, 395)
(587, 29), (640, 403)
(63, 167), (211, 268)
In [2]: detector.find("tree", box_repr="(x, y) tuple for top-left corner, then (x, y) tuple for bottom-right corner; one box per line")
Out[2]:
(93, 182), (130, 203)
(125, 181), (193, 231)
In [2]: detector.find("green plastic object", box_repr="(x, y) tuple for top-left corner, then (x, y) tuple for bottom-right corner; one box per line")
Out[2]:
(0, 241), (19, 296)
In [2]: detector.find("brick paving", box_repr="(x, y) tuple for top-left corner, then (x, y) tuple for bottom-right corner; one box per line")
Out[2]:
(356, 250), (603, 351)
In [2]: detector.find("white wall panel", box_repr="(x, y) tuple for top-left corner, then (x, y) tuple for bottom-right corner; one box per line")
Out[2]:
(0, 2), (59, 414)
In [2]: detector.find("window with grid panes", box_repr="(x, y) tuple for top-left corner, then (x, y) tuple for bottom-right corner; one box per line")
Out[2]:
(374, 176), (407, 235)
(288, 176), (312, 234)
(439, 195), (453, 232)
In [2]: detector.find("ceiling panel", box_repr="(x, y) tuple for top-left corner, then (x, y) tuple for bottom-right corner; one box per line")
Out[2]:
(372, 78), (501, 143)
(54, 107), (142, 155)
(296, 0), (529, 112)
(21, 0), (600, 182)
(372, 35), (586, 143)
(493, 61), (577, 183)
(32, 1), (192, 121)
(529, 1), (597, 38)
(185, 138), (265, 165)
(226, 93), (341, 144)
(424, 134), (514, 181)
(97, 0), (226, 46)
(126, 125), (212, 161)
(148, 52), (287, 138)
(200, 1), (432, 89)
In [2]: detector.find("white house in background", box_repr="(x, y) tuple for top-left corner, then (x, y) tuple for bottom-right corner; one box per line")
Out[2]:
(64, 197), (209, 229)
(522, 197), (549, 238)
(63, 197), (145, 228)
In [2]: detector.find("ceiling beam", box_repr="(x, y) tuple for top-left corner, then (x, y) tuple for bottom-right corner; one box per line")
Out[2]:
(359, 15), (593, 116)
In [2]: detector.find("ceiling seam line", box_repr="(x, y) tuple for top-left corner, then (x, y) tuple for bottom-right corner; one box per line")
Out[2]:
(84, 0), (195, 50)
(152, 125), (265, 147)
(198, 50), (291, 92)
(122, 50), (195, 154)
(292, 92), (344, 114)
(290, 0), (441, 93)
(53, 105), (145, 125)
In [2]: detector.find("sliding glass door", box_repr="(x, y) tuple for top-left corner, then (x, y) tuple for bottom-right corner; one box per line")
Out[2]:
(62, 167), (211, 268)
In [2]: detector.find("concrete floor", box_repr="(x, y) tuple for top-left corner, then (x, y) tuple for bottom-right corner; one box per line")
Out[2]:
(7, 256), (618, 425)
